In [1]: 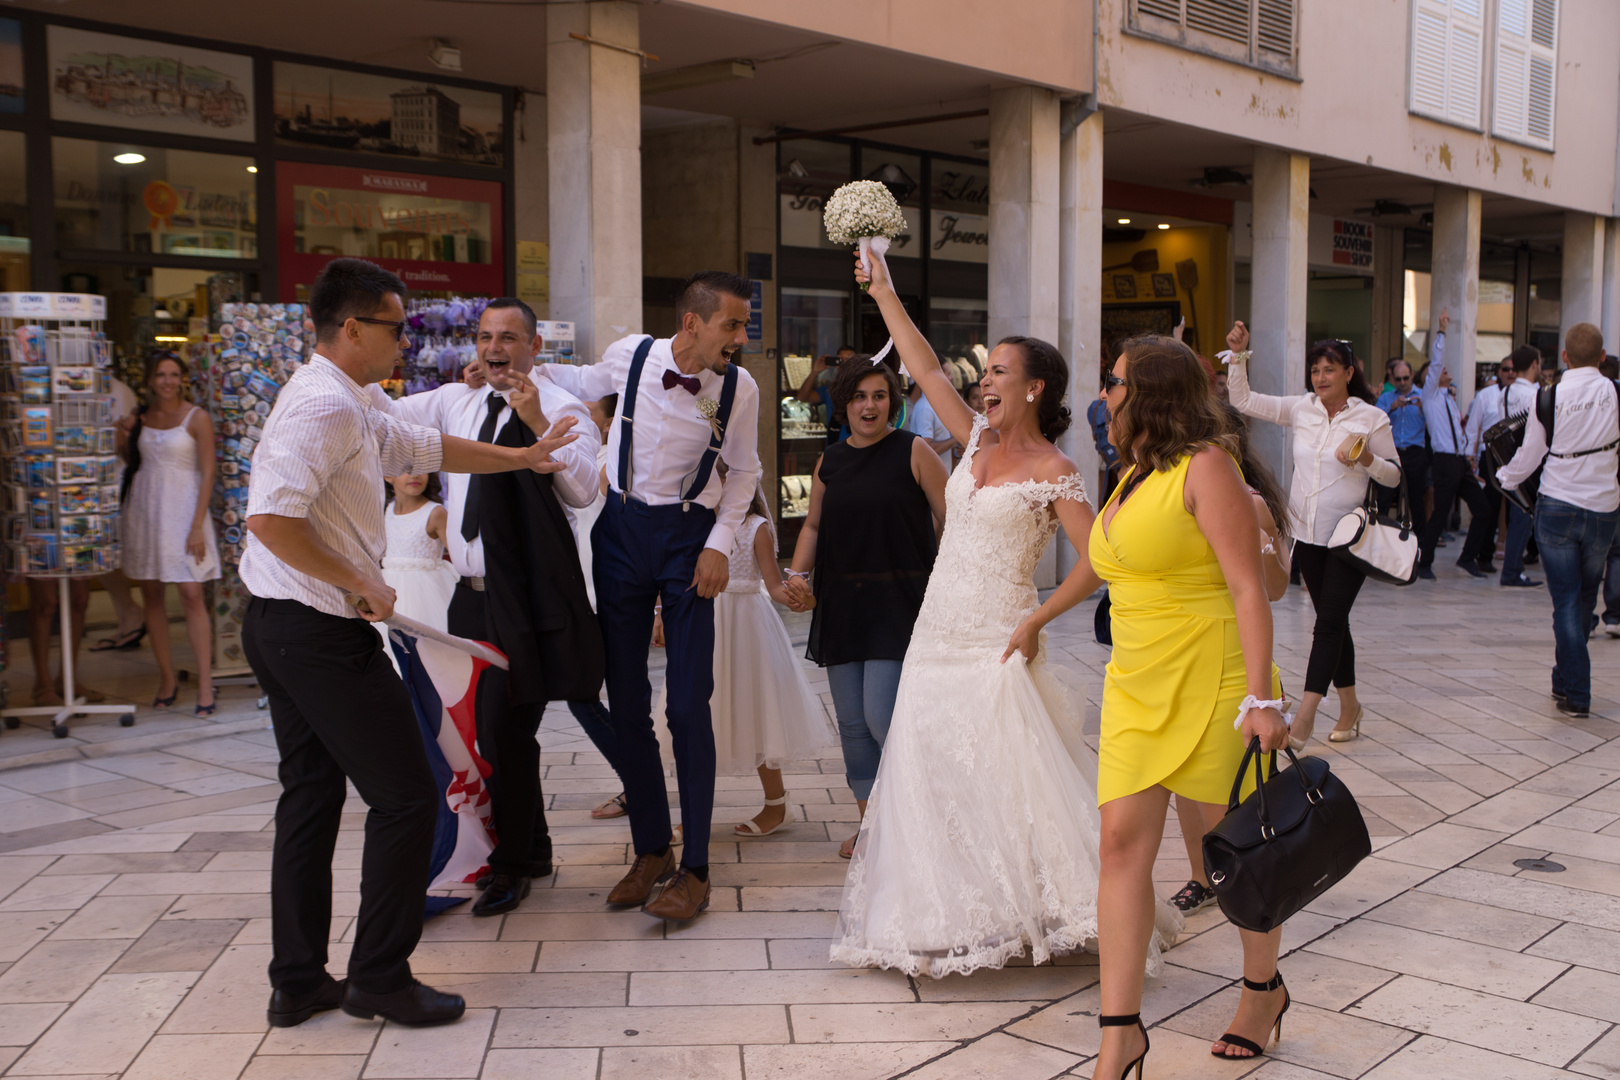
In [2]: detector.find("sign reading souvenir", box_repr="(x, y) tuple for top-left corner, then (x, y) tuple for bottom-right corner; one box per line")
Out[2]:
(47, 26), (253, 141)
(1330, 219), (1375, 270)
(277, 162), (504, 299)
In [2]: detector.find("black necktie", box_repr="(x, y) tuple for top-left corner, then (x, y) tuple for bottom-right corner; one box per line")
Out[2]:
(460, 393), (505, 543)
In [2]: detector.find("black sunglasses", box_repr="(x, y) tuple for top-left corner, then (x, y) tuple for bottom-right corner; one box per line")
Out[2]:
(354, 316), (408, 341)
(1104, 372), (1127, 390)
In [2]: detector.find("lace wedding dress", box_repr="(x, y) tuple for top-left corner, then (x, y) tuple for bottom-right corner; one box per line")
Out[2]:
(831, 416), (1181, 978)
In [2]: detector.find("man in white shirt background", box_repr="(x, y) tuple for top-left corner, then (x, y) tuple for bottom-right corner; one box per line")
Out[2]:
(373, 298), (601, 918)
(1467, 345), (1542, 586)
(1496, 323), (1619, 718)
(540, 271), (761, 922)
(1416, 308), (1493, 579)
(240, 259), (578, 1029)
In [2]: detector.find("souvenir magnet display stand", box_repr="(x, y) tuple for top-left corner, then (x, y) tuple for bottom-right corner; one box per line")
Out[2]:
(207, 303), (310, 705)
(0, 293), (137, 737)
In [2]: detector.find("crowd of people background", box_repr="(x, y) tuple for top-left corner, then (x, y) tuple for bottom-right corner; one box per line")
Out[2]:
(14, 248), (1617, 1080)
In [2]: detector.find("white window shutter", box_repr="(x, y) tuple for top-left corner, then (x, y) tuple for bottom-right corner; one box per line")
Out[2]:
(1492, 0), (1557, 147)
(1445, 0), (1485, 128)
(1527, 0), (1558, 145)
(1411, 0), (1452, 120)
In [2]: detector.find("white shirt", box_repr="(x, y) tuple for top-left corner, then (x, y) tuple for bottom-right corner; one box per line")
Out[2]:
(540, 335), (761, 555)
(1420, 332), (1468, 456)
(241, 355), (443, 618)
(368, 373), (600, 579)
(1497, 366), (1620, 514)
(1464, 377), (1538, 458)
(905, 393), (954, 472)
(1228, 357), (1402, 545)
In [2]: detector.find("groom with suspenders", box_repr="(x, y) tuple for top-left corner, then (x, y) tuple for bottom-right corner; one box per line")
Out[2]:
(540, 272), (760, 920)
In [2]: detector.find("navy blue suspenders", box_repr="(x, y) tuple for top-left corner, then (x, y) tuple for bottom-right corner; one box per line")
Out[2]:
(615, 335), (739, 509)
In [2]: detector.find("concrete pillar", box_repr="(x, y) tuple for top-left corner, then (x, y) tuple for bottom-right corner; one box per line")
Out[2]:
(1370, 224), (1404, 384)
(1430, 185), (1481, 417)
(1602, 218), (1620, 352)
(1249, 148), (1310, 489)
(1562, 212), (1606, 343)
(989, 85), (1062, 587)
(1057, 103), (1103, 578)
(547, 2), (642, 363)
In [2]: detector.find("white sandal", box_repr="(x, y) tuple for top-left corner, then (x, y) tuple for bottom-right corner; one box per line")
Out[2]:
(734, 795), (792, 837)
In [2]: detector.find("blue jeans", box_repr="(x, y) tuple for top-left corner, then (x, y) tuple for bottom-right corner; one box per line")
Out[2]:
(567, 700), (620, 777)
(1536, 497), (1619, 710)
(1502, 500), (1535, 582)
(826, 660), (904, 801)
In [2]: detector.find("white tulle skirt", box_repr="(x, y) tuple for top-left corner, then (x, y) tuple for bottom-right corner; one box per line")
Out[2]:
(375, 558), (459, 669)
(655, 584), (835, 774)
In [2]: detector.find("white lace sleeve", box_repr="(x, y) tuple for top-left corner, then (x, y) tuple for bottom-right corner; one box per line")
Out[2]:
(1048, 470), (1089, 505)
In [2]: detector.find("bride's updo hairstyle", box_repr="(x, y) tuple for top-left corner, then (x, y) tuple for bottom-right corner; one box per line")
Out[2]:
(997, 336), (1072, 442)
(1110, 334), (1237, 473)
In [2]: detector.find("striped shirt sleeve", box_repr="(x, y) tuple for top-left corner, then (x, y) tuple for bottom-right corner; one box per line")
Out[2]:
(247, 394), (362, 519)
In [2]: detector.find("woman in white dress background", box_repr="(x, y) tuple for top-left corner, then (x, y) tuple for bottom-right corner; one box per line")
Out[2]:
(811, 249), (1178, 978)
(118, 352), (221, 716)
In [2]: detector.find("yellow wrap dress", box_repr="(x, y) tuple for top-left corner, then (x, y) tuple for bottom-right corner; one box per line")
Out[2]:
(1090, 454), (1279, 805)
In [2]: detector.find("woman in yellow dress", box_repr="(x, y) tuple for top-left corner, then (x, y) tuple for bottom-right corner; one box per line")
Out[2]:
(1088, 335), (1292, 1080)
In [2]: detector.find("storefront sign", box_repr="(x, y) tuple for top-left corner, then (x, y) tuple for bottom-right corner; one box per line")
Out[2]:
(930, 210), (989, 264)
(746, 279), (764, 351)
(780, 193), (919, 254)
(277, 161), (503, 299)
(1329, 219), (1374, 270)
(47, 26), (253, 141)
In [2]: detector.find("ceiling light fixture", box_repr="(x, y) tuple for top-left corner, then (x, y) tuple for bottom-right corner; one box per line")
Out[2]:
(1157, 223), (1170, 230)
(246, 165), (258, 174)
(1117, 217), (1131, 225)
(113, 152), (145, 165)
(428, 39), (462, 72)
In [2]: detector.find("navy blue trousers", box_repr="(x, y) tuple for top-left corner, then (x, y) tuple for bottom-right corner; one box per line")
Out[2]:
(592, 496), (717, 868)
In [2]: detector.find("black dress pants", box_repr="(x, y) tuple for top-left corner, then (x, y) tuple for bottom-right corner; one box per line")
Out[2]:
(1418, 452), (1490, 567)
(1377, 445), (1430, 534)
(1293, 543), (1366, 696)
(244, 597), (438, 996)
(448, 582), (551, 877)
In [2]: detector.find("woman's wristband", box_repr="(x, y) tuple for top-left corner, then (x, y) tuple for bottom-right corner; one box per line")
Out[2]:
(1232, 695), (1289, 730)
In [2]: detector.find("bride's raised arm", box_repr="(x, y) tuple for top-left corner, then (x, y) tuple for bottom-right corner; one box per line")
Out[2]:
(856, 249), (979, 449)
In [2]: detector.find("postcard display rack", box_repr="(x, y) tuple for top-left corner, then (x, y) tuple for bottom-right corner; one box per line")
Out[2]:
(0, 293), (137, 736)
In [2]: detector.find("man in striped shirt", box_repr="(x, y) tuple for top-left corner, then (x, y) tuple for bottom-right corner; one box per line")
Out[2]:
(241, 258), (578, 1029)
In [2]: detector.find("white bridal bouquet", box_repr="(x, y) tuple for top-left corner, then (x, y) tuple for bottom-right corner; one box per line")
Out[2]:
(823, 180), (907, 287)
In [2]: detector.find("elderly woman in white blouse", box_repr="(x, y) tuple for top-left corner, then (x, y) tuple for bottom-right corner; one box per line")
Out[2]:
(1225, 321), (1401, 747)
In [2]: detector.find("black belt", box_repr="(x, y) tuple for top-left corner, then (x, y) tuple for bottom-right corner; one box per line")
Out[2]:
(1548, 439), (1620, 460)
(458, 575), (485, 591)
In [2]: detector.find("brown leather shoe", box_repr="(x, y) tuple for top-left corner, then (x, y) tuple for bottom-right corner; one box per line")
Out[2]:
(606, 849), (677, 906)
(642, 868), (711, 921)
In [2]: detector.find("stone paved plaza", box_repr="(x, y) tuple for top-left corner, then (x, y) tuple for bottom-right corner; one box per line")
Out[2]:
(0, 564), (1616, 1079)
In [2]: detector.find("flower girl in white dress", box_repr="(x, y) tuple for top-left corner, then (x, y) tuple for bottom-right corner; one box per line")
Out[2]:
(378, 473), (459, 648)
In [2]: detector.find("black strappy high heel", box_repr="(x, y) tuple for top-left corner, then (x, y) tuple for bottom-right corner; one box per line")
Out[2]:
(1098, 1013), (1149, 1079)
(1213, 971), (1290, 1058)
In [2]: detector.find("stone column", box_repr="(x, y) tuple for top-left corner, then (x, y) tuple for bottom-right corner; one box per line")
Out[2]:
(989, 85), (1063, 586)
(1249, 148), (1310, 489)
(1370, 224), (1405, 384)
(1562, 212), (1606, 342)
(1430, 184), (1481, 417)
(1056, 103), (1102, 579)
(1602, 218), (1620, 351)
(547, 2), (642, 363)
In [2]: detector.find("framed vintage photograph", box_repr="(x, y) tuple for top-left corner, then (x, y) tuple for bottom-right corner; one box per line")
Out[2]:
(48, 26), (254, 141)
(1112, 274), (1138, 300)
(1151, 273), (1178, 298)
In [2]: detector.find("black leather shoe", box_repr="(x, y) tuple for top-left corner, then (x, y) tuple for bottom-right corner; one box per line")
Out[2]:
(1476, 560), (1499, 574)
(268, 977), (344, 1027)
(1501, 574), (1542, 588)
(342, 980), (466, 1026)
(1457, 560), (1486, 578)
(1416, 565), (1436, 580)
(475, 860), (551, 891)
(1556, 700), (1591, 718)
(472, 873), (531, 917)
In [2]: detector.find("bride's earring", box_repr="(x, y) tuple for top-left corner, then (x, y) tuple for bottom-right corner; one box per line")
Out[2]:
(1026, 393), (1035, 403)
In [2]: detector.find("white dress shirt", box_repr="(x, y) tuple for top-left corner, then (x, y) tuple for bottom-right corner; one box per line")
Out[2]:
(1420, 332), (1468, 456)
(1497, 366), (1620, 513)
(1464, 378), (1538, 458)
(1228, 357), (1402, 545)
(540, 335), (762, 555)
(241, 354), (443, 618)
(369, 373), (600, 579)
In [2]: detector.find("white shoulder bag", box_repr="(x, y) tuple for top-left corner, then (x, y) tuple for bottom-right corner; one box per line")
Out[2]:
(1327, 467), (1417, 586)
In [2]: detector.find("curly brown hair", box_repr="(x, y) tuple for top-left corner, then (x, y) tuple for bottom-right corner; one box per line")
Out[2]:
(1110, 335), (1237, 474)
(828, 356), (903, 428)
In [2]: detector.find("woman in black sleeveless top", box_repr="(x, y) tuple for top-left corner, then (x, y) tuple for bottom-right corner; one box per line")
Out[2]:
(785, 360), (949, 858)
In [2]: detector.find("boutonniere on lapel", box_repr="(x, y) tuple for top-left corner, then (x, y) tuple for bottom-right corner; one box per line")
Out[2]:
(695, 396), (723, 440)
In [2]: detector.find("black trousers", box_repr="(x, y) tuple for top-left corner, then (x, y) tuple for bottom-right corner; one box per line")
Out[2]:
(1294, 543), (1366, 696)
(448, 582), (551, 877)
(1418, 452), (1490, 567)
(1377, 444), (1430, 535)
(244, 597), (437, 996)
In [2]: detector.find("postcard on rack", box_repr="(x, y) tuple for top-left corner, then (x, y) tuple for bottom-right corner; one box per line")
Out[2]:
(25, 533), (58, 574)
(23, 406), (51, 448)
(25, 456), (53, 488)
(63, 544), (96, 574)
(29, 492), (53, 530)
(60, 514), (98, 544)
(58, 484), (97, 515)
(98, 484), (120, 512)
(52, 367), (96, 395)
(54, 425), (93, 454)
(19, 367), (50, 403)
(56, 457), (98, 484)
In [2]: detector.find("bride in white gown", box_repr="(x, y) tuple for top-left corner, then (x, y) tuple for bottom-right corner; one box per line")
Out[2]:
(816, 250), (1180, 979)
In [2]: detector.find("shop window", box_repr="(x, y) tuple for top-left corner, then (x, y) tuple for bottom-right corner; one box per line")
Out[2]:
(52, 138), (258, 258)
(0, 130), (27, 291)
(858, 148), (923, 259)
(778, 139), (851, 251)
(1128, 0), (1298, 78)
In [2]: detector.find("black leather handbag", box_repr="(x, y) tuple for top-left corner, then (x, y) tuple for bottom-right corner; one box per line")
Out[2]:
(1202, 739), (1371, 933)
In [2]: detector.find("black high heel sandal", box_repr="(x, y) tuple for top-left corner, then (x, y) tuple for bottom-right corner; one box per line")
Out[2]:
(1098, 1013), (1149, 1080)
(153, 687), (177, 708)
(1212, 971), (1290, 1058)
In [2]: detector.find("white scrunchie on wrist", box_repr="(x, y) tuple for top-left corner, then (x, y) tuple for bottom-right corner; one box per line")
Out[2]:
(1232, 695), (1289, 731)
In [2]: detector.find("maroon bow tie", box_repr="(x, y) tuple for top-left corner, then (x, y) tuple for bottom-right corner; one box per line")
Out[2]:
(662, 369), (701, 395)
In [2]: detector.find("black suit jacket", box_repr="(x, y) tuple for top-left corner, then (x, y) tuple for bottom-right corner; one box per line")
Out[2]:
(479, 417), (605, 705)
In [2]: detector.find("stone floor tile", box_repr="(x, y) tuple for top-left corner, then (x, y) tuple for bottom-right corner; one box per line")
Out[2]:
(536, 937), (765, 973)
(1003, 969), (1228, 1056)
(1418, 866), (1620, 932)
(790, 1001), (1032, 1043)
(50, 893), (175, 940)
(1529, 965), (1620, 1023)
(0, 874), (113, 913)
(1373, 823), (1508, 870)
(1572, 1024), (1620, 1079)
(1243, 1063), (1351, 1079)
(1359, 1034), (1571, 1079)
(599, 1044), (741, 1080)
(630, 968), (910, 1006)
(14, 833), (191, 856)
(0, 1002), (66, 1046)
(743, 1041), (952, 1080)
(1460, 841), (1554, 876)
(426, 972), (626, 1009)
(1511, 822), (1620, 865)
(1541, 806), (1620, 833)
(765, 938), (842, 970)
(1162, 985), (1413, 1079)
(159, 894), (273, 921)
(913, 965), (1097, 1002)
(159, 943), (272, 1034)
(1066, 1027), (1266, 1078)
(43, 852), (213, 875)
(1520, 762), (1620, 800)
(1431, 765), (1518, 798)
(257, 1010), (379, 1056)
(478, 1048), (598, 1080)
(492, 1004), (788, 1047)
(398, 940), (537, 974)
(738, 885), (844, 911)
(122, 1032), (263, 1080)
(0, 938), (129, 1003)
(99, 870), (272, 896)
(499, 912), (663, 942)
(1447, 789), (1572, 832)
(901, 1032), (1079, 1079)
(1362, 889), (1559, 950)
(1301, 858), (1434, 921)
(241, 1055), (366, 1080)
(1309, 918), (1567, 999)
(1525, 921), (1620, 975)
(362, 1008), (495, 1078)
(1348, 974), (1607, 1066)
(10, 971), (197, 1075)
(1264, 951), (1398, 1011)
(0, 912), (70, 962)
(0, 763), (123, 795)
(1357, 796), (1446, 833)
(708, 862), (852, 888)
(1162, 912), (1341, 978)
(1395, 780), (1483, 815)
(664, 911), (840, 939)
(111, 918), (245, 974)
